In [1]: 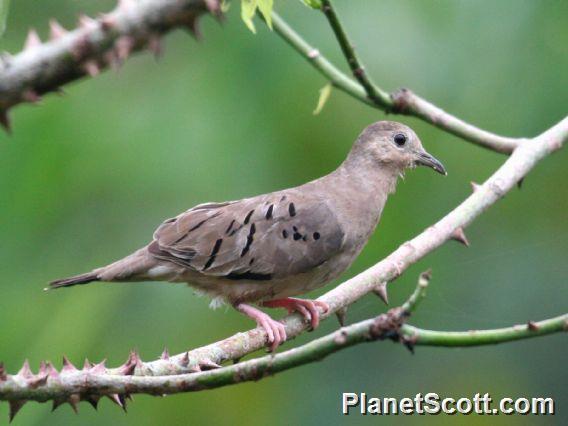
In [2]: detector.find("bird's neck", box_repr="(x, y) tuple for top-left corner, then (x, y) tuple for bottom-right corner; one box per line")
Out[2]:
(334, 155), (401, 198)
(315, 159), (400, 245)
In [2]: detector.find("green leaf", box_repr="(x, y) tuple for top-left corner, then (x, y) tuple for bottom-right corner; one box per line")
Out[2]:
(299, 0), (322, 9)
(241, 0), (258, 34)
(0, 0), (10, 37)
(257, 0), (274, 30)
(313, 83), (332, 115)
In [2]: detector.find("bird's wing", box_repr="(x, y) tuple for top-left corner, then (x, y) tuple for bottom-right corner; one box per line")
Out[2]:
(148, 192), (345, 280)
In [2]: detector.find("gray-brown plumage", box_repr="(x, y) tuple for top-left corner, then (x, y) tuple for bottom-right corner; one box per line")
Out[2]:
(49, 121), (446, 350)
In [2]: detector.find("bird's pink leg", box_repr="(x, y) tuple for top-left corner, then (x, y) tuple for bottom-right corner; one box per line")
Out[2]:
(235, 303), (287, 352)
(262, 298), (330, 329)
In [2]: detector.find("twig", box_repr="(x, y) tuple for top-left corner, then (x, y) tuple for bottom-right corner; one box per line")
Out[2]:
(1, 274), (565, 408)
(320, 0), (391, 108)
(0, 0), (222, 132)
(270, 11), (525, 154)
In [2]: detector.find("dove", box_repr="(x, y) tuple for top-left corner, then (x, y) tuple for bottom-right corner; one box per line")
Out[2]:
(49, 121), (446, 350)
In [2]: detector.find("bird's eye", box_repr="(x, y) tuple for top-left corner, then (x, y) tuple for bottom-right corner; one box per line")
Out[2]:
(393, 133), (407, 146)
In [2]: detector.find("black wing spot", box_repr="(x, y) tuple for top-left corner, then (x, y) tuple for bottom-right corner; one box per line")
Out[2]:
(226, 271), (272, 281)
(244, 210), (255, 225)
(302, 235), (307, 241)
(203, 238), (223, 271)
(280, 195), (287, 202)
(265, 204), (274, 220)
(240, 224), (256, 257)
(288, 203), (296, 217)
(293, 232), (302, 241)
(249, 258), (255, 265)
(225, 220), (235, 234)
(282, 230), (288, 238)
(313, 232), (320, 240)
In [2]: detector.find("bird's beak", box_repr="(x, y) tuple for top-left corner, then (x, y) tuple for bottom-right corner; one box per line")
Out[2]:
(415, 151), (447, 175)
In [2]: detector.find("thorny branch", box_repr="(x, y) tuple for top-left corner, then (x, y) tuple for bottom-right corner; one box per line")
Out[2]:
(1, 0), (567, 419)
(0, 0), (222, 132)
(1, 273), (566, 416)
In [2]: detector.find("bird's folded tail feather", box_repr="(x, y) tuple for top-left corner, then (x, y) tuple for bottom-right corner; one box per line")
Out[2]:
(47, 272), (100, 290)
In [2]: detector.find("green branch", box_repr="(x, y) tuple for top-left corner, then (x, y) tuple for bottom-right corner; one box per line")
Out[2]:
(320, 0), (391, 107)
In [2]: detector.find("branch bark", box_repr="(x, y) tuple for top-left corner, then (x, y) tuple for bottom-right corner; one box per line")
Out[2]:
(0, 0), (222, 132)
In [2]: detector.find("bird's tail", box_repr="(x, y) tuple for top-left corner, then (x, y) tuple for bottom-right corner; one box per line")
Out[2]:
(47, 272), (100, 290)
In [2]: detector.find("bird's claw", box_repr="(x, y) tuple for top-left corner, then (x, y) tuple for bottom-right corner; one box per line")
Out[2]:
(263, 298), (329, 330)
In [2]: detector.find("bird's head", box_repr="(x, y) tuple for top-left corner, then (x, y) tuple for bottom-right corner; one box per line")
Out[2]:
(348, 121), (447, 176)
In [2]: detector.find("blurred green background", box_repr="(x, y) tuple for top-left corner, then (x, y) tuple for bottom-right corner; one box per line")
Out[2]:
(0, 0), (566, 424)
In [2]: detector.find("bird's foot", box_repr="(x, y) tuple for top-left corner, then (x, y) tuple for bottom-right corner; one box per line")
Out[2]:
(263, 298), (329, 329)
(235, 303), (287, 352)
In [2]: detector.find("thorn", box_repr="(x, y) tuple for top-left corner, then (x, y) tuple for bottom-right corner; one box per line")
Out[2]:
(49, 19), (68, 40)
(450, 227), (470, 247)
(161, 348), (170, 360)
(51, 398), (65, 412)
(108, 393), (127, 412)
(527, 320), (539, 331)
(1, 109), (12, 134)
(83, 358), (93, 370)
(115, 36), (135, 62)
(402, 339), (415, 354)
(38, 361), (47, 375)
(68, 394), (80, 413)
(517, 177), (524, 189)
(185, 15), (202, 40)
(24, 29), (41, 50)
(90, 359), (107, 374)
(199, 359), (221, 370)
(335, 307), (348, 327)
(85, 395), (100, 410)
(22, 89), (41, 104)
(372, 282), (389, 305)
(148, 34), (163, 60)
(470, 181), (481, 192)
(18, 359), (32, 378)
(45, 361), (60, 379)
(78, 13), (98, 30)
(179, 352), (190, 367)
(9, 400), (25, 422)
(62, 355), (77, 373)
(28, 372), (48, 389)
(118, 350), (139, 375)
(82, 60), (100, 77)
